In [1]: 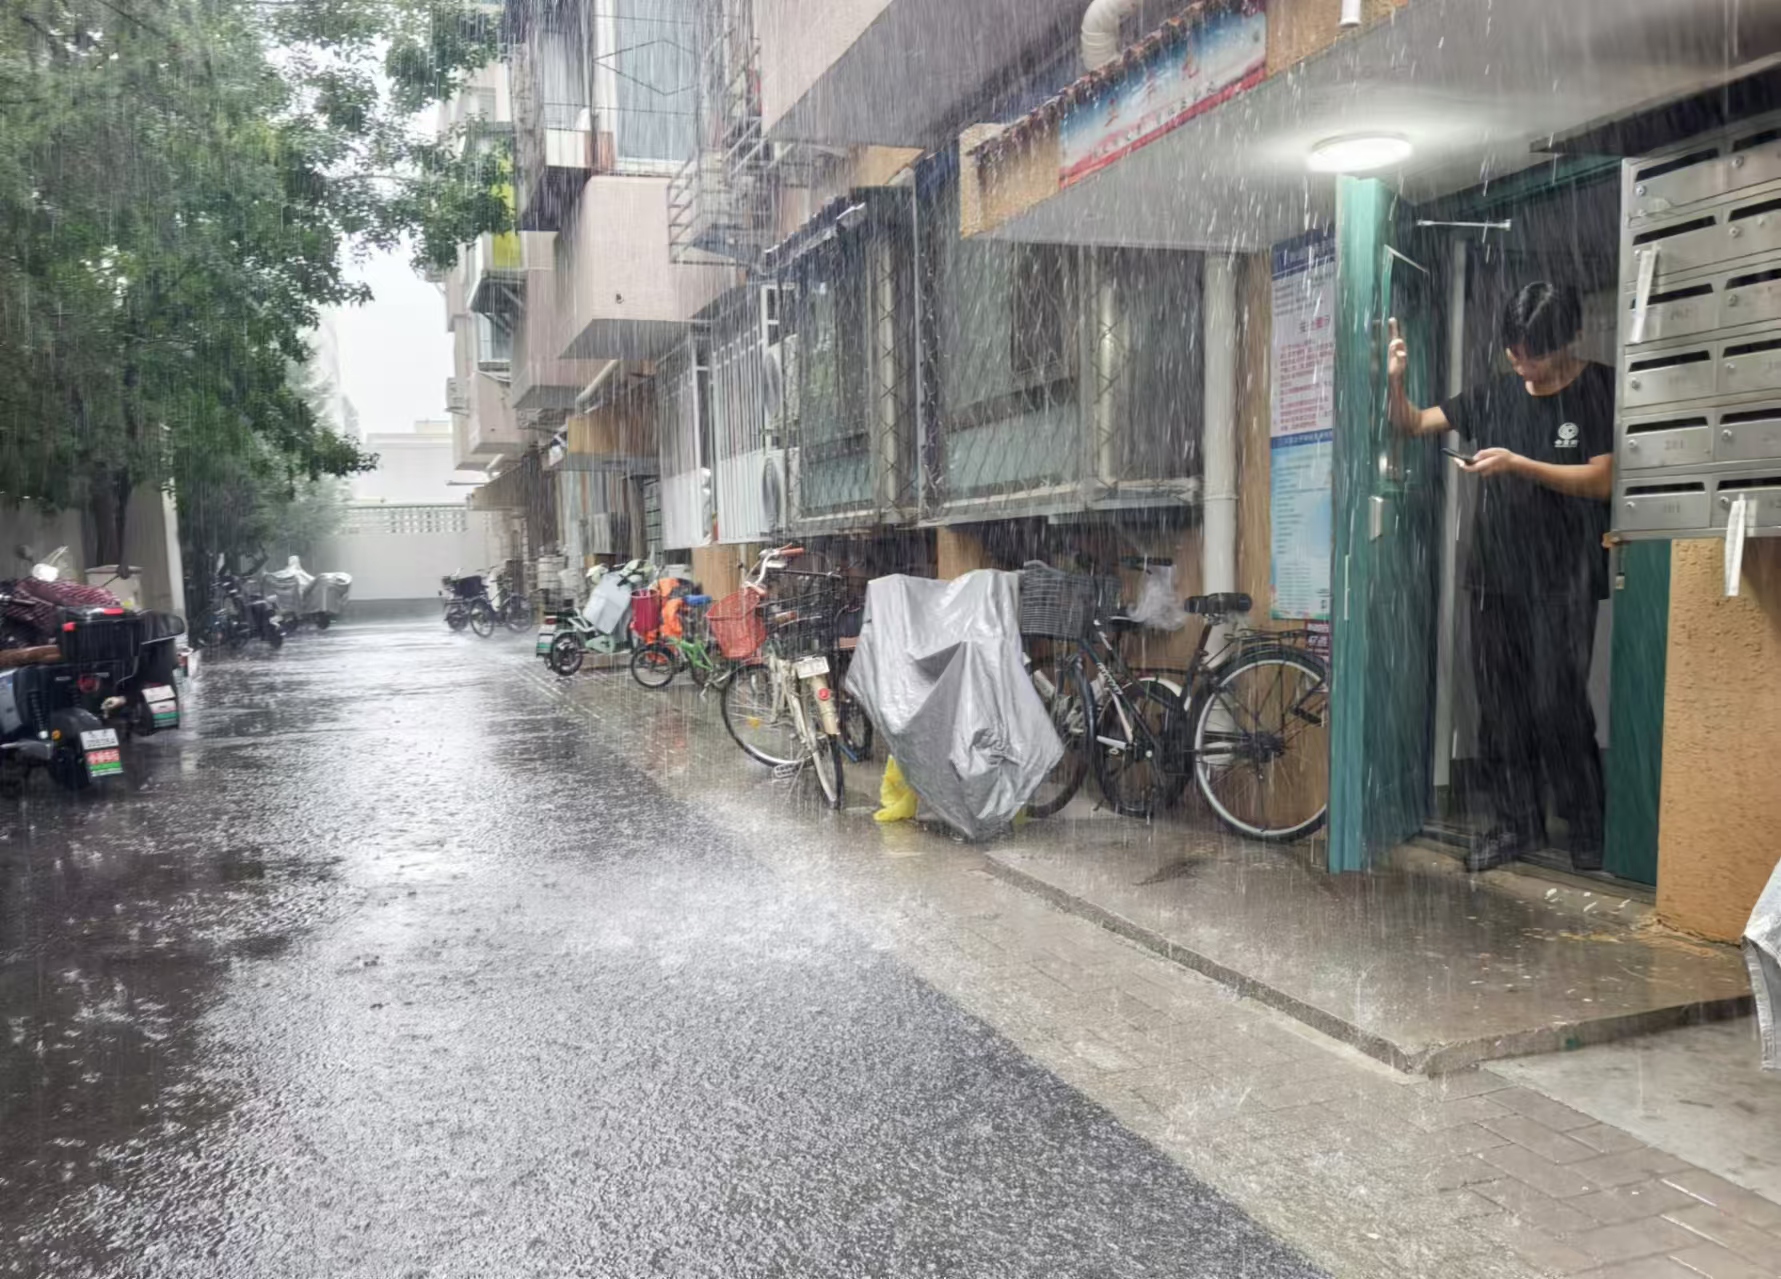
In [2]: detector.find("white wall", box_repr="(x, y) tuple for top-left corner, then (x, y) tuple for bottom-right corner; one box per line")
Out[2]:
(353, 427), (464, 505)
(312, 509), (506, 601)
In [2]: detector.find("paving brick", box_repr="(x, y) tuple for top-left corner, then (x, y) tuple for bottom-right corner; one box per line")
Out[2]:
(1571, 1179), (1701, 1226)
(1246, 1073), (1367, 1112)
(1405, 1091), (1519, 1132)
(1433, 1068), (1517, 1100)
(1567, 1216), (1702, 1264)
(1662, 1202), (1781, 1268)
(1661, 1167), (1781, 1233)
(1584, 1257), (1711, 1278)
(1402, 1122), (1518, 1166)
(1568, 1123), (1652, 1156)
(1479, 1141), (1602, 1199)
(1571, 1147), (1693, 1189)
(1485, 1113), (1604, 1164)
(1492, 1085), (1600, 1132)
(1477, 1216), (1600, 1274)
(1416, 1153), (1507, 1192)
(1434, 1187), (1506, 1222)
(1667, 1242), (1771, 1278)
(1473, 1176), (1598, 1234)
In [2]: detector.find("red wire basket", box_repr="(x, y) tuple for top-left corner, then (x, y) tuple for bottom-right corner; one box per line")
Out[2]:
(706, 588), (766, 660)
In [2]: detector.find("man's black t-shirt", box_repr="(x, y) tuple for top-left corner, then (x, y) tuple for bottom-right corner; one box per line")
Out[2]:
(1442, 362), (1614, 599)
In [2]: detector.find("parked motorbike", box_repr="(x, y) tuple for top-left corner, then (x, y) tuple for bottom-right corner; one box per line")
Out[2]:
(540, 559), (655, 675)
(0, 547), (187, 791)
(263, 557), (352, 633)
(0, 655), (122, 793)
(441, 570), (494, 636)
(205, 556), (283, 651)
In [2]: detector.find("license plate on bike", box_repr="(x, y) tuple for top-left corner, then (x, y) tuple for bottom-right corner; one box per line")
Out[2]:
(144, 684), (180, 728)
(80, 729), (122, 778)
(793, 654), (830, 679)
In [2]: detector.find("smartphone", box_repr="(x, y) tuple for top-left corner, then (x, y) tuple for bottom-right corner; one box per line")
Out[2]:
(1442, 446), (1475, 466)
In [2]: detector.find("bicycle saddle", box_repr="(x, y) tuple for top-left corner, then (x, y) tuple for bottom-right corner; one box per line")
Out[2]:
(1184, 592), (1253, 615)
(1104, 615), (1147, 633)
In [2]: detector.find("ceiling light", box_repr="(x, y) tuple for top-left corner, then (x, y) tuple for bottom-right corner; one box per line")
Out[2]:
(1308, 133), (1413, 174)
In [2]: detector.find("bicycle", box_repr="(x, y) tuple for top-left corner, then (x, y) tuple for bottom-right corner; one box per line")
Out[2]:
(441, 571), (498, 637)
(717, 547), (850, 809)
(490, 569), (532, 633)
(1020, 561), (1329, 842)
(629, 595), (745, 692)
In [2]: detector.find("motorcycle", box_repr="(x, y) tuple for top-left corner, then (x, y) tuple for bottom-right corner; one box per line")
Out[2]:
(0, 655), (123, 794)
(540, 559), (655, 676)
(441, 570), (494, 636)
(204, 556), (283, 651)
(0, 549), (186, 791)
(263, 557), (352, 634)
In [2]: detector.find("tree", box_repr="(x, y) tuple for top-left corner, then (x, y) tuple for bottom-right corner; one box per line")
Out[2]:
(0, 0), (507, 569)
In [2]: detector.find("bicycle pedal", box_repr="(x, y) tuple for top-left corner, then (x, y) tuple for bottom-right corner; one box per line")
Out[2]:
(771, 762), (802, 781)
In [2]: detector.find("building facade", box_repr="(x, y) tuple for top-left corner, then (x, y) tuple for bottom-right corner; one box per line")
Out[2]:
(446, 0), (1781, 936)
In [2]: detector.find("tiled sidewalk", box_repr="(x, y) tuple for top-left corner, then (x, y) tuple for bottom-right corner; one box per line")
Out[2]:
(524, 656), (1781, 1279)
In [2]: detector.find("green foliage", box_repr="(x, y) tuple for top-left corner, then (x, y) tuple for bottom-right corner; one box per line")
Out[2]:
(0, 0), (506, 564)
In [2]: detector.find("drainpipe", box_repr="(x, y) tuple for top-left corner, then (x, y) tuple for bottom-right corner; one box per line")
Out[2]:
(1339, 0), (1364, 28)
(1081, 0), (1143, 70)
(1201, 255), (1238, 630)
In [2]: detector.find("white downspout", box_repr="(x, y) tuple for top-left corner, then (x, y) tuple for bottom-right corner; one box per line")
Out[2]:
(1201, 255), (1238, 633)
(1082, 0), (1143, 70)
(1339, 0), (1364, 27)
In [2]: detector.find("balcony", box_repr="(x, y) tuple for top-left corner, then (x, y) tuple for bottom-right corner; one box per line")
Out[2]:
(466, 229), (525, 317)
(558, 177), (737, 361)
(465, 370), (526, 464)
(516, 101), (596, 231)
(511, 235), (600, 419)
(754, 0), (1087, 146)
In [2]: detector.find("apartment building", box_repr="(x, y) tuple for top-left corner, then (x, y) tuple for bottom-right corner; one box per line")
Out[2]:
(454, 0), (1781, 937)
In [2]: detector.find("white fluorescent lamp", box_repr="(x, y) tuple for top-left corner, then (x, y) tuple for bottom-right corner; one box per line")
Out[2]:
(1308, 133), (1412, 173)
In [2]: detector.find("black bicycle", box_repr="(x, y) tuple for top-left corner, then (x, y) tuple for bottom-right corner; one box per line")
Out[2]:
(1020, 561), (1329, 842)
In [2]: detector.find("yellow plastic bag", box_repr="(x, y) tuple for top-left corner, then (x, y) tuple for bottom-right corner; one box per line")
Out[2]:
(874, 755), (918, 824)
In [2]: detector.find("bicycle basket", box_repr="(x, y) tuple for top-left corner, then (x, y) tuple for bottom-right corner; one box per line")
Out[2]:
(707, 589), (766, 660)
(1017, 564), (1120, 640)
(628, 589), (664, 640)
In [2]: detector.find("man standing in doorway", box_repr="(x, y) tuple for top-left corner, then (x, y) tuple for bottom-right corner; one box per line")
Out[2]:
(1388, 282), (1613, 873)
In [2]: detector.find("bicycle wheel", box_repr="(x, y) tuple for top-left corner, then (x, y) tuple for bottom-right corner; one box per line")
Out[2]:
(630, 643), (678, 690)
(1026, 659), (1094, 819)
(1191, 647), (1329, 842)
(445, 602), (469, 632)
(837, 690), (873, 763)
(548, 633), (585, 677)
(1092, 680), (1192, 819)
(721, 664), (802, 766)
(468, 600), (496, 638)
(799, 687), (846, 809)
(503, 596), (531, 632)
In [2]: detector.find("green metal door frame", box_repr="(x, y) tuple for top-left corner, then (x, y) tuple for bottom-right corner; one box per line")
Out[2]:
(1329, 177), (1444, 873)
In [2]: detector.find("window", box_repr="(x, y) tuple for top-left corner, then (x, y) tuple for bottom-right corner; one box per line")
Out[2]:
(1010, 244), (1075, 380)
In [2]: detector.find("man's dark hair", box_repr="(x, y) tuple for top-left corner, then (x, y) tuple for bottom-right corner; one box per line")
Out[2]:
(1501, 282), (1582, 357)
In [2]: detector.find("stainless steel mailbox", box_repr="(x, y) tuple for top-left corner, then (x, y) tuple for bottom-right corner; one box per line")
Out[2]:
(1616, 113), (1781, 541)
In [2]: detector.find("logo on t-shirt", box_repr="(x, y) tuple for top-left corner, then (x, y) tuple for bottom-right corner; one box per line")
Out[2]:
(1556, 422), (1581, 449)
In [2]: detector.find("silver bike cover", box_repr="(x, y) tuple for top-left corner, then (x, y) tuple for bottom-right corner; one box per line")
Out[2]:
(845, 570), (1063, 841)
(1746, 856), (1781, 1071)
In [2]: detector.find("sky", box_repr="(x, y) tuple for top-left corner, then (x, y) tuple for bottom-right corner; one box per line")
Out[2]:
(324, 245), (453, 437)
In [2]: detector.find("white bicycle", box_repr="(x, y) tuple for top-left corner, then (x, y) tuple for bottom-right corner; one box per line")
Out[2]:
(718, 545), (848, 809)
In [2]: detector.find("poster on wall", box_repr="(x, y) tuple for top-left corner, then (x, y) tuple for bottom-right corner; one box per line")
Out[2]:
(1269, 231), (1336, 621)
(1058, 1), (1268, 188)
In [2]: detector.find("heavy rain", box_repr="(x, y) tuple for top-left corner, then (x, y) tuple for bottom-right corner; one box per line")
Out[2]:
(2, 0), (1781, 1276)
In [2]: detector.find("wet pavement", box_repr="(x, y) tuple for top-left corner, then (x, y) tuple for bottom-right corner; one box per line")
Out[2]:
(0, 620), (1322, 1278)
